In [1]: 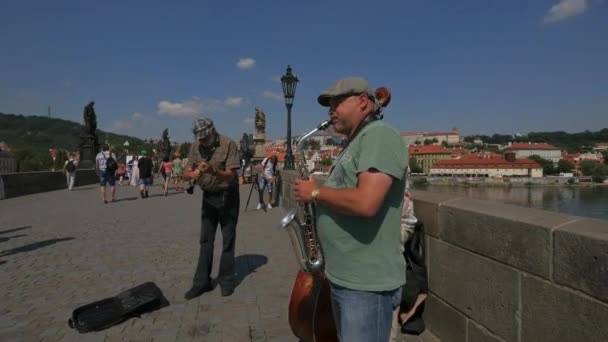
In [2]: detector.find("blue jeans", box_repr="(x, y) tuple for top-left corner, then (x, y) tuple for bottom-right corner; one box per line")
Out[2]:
(330, 282), (401, 342)
(99, 171), (116, 186)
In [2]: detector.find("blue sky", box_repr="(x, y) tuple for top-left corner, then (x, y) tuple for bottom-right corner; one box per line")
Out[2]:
(1, 0), (606, 143)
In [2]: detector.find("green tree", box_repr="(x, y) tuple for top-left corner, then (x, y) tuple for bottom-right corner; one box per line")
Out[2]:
(602, 150), (608, 165)
(409, 157), (423, 174)
(557, 159), (575, 174)
(528, 155), (556, 175)
(441, 140), (449, 148)
(580, 160), (597, 176)
(423, 139), (433, 145)
(179, 142), (191, 158)
(320, 157), (333, 166)
(302, 139), (321, 151)
(53, 149), (68, 171)
(591, 164), (608, 183)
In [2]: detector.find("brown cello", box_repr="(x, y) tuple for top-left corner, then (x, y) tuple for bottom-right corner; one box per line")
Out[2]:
(281, 87), (392, 342)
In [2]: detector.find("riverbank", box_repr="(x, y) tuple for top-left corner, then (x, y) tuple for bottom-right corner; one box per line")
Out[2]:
(412, 176), (607, 188)
(411, 182), (608, 220)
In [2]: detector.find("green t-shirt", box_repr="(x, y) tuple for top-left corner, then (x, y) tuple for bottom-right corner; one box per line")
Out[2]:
(172, 158), (183, 174)
(316, 120), (408, 291)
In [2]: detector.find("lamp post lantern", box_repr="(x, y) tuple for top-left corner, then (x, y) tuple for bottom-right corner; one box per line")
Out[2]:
(281, 65), (299, 170)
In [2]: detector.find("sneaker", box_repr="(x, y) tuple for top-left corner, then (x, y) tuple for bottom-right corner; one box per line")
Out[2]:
(256, 203), (263, 210)
(184, 283), (214, 300)
(266, 203), (272, 210)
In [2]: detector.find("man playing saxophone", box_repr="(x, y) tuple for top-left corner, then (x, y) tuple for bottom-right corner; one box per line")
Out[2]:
(294, 77), (408, 342)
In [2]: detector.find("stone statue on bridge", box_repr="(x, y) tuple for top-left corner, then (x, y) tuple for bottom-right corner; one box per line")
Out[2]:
(252, 107), (267, 163)
(254, 107), (266, 136)
(160, 128), (172, 160)
(83, 101), (97, 135)
(78, 101), (99, 169)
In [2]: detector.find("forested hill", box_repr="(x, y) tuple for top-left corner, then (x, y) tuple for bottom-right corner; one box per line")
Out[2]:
(0, 112), (145, 152)
(464, 128), (608, 153)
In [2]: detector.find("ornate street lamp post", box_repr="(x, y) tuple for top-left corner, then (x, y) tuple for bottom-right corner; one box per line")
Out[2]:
(281, 65), (299, 170)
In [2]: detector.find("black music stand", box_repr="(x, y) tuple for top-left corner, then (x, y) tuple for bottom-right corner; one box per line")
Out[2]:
(245, 174), (266, 212)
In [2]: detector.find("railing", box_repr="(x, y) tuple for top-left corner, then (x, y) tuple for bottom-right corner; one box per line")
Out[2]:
(0, 169), (99, 199)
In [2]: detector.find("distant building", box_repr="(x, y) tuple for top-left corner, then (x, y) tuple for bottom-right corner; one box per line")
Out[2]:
(561, 152), (605, 175)
(430, 153), (543, 178)
(503, 142), (561, 164)
(0, 150), (17, 174)
(409, 145), (462, 174)
(593, 142), (608, 151)
(401, 128), (460, 147)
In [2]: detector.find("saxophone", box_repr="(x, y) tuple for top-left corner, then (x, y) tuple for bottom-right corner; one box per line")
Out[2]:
(279, 86), (392, 274)
(279, 120), (331, 273)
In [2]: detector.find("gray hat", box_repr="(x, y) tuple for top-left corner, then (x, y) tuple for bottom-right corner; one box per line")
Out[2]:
(192, 117), (214, 140)
(317, 77), (374, 107)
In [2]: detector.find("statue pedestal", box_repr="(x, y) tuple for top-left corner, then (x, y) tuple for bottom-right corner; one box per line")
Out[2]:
(251, 133), (267, 164)
(79, 133), (99, 169)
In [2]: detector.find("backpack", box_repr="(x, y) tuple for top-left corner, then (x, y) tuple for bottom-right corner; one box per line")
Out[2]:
(66, 160), (76, 173)
(105, 152), (118, 173)
(262, 158), (277, 176)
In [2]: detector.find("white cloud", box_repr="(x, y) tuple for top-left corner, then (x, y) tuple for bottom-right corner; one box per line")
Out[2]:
(132, 112), (145, 120)
(543, 0), (588, 23)
(113, 120), (132, 130)
(236, 57), (256, 70)
(113, 112), (146, 131)
(224, 97), (244, 107)
(263, 90), (283, 101)
(243, 117), (254, 124)
(157, 96), (245, 117)
(158, 98), (203, 117)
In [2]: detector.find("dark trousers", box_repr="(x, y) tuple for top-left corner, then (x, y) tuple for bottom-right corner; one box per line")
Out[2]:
(193, 190), (240, 289)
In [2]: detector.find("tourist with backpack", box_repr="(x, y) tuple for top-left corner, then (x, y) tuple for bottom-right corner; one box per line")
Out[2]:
(137, 150), (154, 198)
(256, 155), (279, 210)
(63, 153), (79, 190)
(95, 144), (118, 204)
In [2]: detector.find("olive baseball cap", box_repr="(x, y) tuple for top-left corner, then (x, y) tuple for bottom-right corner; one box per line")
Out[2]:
(317, 77), (374, 107)
(192, 117), (214, 140)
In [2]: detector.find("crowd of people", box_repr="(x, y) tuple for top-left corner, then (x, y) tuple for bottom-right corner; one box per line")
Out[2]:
(62, 146), (191, 203)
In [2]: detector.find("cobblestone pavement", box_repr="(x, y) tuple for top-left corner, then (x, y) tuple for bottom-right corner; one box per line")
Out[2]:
(0, 181), (438, 342)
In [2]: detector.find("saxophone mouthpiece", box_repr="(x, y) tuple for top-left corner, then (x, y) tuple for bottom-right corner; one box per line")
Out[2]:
(318, 120), (331, 130)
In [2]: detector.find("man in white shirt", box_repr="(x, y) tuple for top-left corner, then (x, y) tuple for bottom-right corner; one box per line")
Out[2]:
(256, 155), (279, 210)
(95, 145), (118, 204)
(63, 153), (79, 190)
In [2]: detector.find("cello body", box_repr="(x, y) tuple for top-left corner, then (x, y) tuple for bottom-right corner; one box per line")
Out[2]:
(288, 270), (337, 342)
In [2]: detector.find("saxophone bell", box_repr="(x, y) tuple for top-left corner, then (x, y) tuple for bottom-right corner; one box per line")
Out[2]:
(279, 208), (324, 273)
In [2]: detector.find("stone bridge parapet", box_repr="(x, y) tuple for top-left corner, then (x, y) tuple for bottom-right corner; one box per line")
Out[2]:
(280, 170), (608, 342)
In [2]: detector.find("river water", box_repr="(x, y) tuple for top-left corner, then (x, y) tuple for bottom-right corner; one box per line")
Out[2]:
(411, 183), (608, 221)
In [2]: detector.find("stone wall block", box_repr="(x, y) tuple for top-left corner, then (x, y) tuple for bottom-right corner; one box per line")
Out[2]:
(521, 274), (608, 342)
(467, 320), (504, 342)
(554, 218), (608, 302)
(428, 237), (519, 341)
(413, 191), (463, 237)
(424, 294), (467, 342)
(439, 199), (573, 278)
